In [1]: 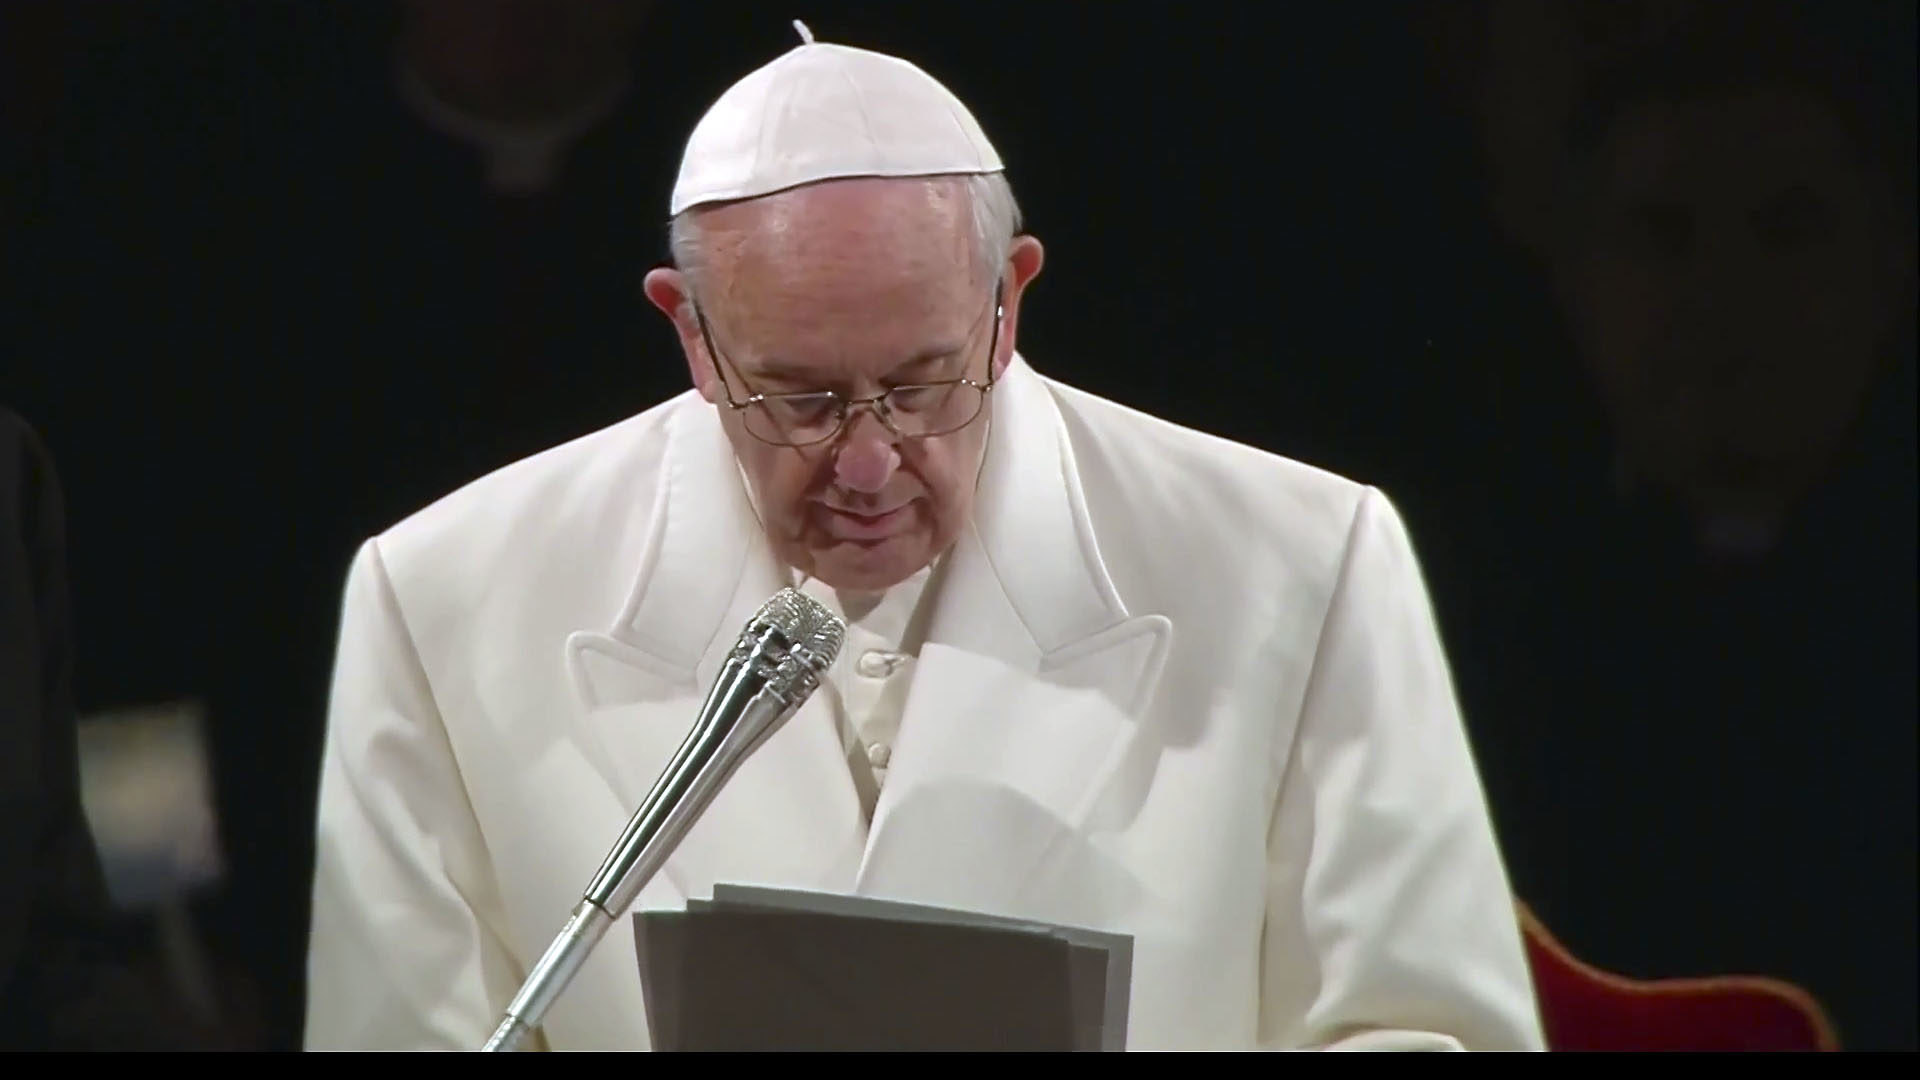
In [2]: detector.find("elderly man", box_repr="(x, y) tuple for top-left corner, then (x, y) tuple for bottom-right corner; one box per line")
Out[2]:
(304, 29), (1544, 1051)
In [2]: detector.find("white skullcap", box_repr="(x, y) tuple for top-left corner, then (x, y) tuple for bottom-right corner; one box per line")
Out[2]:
(668, 20), (1004, 216)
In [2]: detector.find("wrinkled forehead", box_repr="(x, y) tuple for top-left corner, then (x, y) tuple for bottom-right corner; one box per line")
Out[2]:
(695, 179), (990, 377)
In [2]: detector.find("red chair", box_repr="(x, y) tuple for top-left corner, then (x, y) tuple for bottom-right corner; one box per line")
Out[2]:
(1518, 902), (1839, 1051)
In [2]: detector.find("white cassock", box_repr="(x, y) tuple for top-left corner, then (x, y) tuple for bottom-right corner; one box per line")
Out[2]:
(303, 354), (1547, 1051)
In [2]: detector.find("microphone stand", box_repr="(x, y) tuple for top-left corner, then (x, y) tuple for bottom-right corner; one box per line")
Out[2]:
(480, 612), (828, 1052)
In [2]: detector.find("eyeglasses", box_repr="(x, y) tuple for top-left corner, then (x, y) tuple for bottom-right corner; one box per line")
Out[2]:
(693, 282), (1004, 449)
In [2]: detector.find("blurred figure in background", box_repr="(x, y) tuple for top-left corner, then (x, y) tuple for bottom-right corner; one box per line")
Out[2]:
(1552, 13), (1915, 566)
(397, 0), (654, 195)
(1413, 0), (1916, 1050)
(0, 405), (212, 1049)
(2, 0), (685, 1048)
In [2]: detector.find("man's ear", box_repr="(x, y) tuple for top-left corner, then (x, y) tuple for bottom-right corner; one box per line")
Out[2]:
(991, 235), (1045, 378)
(643, 267), (720, 402)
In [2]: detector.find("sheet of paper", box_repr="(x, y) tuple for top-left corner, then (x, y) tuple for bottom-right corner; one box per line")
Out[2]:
(706, 883), (1133, 1051)
(635, 885), (1133, 1051)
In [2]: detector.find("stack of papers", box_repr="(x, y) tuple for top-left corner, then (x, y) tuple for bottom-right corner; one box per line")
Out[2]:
(633, 884), (1132, 1051)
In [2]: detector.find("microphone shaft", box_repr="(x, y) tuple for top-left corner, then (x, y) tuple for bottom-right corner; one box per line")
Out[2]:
(481, 624), (798, 1051)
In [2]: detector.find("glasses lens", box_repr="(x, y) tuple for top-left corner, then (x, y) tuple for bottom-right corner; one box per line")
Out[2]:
(743, 394), (843, 446)
(741, 384), (988, 446)
(884, 383), (986, 438)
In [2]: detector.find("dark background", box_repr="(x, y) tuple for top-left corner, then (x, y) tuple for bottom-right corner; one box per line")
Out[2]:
(1, 0), (1912, 1052)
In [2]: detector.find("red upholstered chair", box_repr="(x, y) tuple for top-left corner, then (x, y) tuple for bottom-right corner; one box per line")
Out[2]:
(1517, 902), (1840, 1051)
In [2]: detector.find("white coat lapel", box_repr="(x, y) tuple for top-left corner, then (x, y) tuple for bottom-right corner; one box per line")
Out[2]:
(856, 358), (1173, 916)
(562, 399), (869, 907)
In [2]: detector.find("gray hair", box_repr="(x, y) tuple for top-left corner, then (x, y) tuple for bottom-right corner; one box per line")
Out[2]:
(668, 172), (1022, 307)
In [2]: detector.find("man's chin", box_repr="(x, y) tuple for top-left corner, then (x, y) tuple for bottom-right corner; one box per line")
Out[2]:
(807, 535), (931, 593)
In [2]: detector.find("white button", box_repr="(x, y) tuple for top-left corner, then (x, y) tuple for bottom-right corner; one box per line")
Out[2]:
(866, 742), (892, 769)
(855, 650), (900, 678)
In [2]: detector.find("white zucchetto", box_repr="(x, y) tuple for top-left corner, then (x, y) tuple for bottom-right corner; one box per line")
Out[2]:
(669, 20), (1004, 216)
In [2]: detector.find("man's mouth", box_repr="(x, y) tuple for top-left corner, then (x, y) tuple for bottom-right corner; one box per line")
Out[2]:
(819, 502), (913, 540)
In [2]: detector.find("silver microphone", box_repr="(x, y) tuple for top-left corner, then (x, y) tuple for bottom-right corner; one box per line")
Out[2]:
(480, 587), (846, 1052)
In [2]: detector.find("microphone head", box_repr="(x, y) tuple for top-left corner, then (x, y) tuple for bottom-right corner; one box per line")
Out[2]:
(792, 603), (847, 676)
(748, 587), (819, 645)
(751, 588), (846, 698)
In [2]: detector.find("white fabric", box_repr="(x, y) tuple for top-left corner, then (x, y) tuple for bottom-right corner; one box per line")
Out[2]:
(668, 26), (1003, 215)
(796, 561), (939, 819)
(304, 354), (1547, 1051)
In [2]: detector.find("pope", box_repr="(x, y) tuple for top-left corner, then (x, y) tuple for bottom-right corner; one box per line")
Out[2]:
(303, 25), (1546, 1051)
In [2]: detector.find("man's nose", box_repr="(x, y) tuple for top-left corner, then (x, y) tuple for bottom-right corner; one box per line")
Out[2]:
(832, 411), (900, 493)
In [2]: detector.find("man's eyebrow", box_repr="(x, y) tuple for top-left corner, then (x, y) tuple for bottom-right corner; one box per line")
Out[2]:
(884, 344), (968, 378)
(742, 358), (828, 386)
(744, 343), (968, 388)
